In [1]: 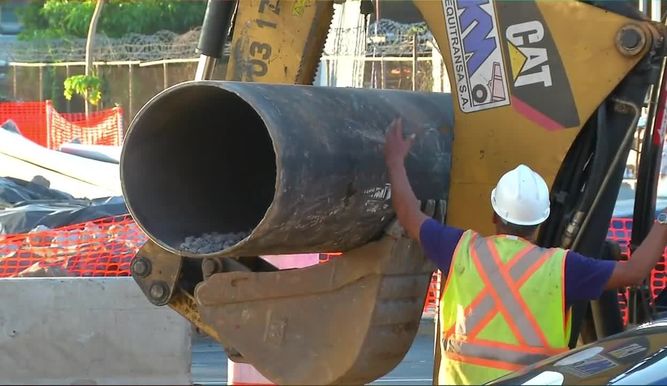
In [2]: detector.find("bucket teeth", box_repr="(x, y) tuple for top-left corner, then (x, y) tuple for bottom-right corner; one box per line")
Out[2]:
(295, 2), (335, 85)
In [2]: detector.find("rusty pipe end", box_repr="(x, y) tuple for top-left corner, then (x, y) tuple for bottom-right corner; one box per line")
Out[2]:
(121, 81), (278, 258)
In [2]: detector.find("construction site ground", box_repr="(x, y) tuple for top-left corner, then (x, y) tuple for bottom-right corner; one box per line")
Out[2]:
(192, 319), (435, 385)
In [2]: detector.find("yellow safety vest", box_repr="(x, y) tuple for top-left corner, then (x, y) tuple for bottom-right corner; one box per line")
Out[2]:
(438, 230), (572, 385)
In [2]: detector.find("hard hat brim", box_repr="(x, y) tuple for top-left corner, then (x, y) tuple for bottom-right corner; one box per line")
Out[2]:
(490, 188), (550, 226)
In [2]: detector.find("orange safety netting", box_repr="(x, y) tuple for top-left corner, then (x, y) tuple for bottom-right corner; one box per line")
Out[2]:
(0, 101), (47, 146)
(608, 217), (667, 325)
(0, 100), (123, 149)
(0, 215), (146, 278)
(1, 215), (665, 323)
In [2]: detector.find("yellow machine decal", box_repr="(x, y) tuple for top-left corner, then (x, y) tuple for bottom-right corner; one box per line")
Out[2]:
(415, 0), (648, 236)
(442, 0), (511, 112)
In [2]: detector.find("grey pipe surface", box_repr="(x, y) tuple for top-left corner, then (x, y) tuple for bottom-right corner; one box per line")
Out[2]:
(121, 81), (454, 257)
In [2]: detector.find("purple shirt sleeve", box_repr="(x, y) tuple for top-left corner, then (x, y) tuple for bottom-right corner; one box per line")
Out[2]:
(564, 251), (616, 307)
(419, 218), (464, 274)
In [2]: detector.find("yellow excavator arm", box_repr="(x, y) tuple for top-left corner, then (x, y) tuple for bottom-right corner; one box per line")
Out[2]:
(120, 1), (667, 384)
(224, 0), (334, 84)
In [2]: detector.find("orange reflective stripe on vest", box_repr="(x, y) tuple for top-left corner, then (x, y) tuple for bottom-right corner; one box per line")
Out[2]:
(444, 237), (557, 341)
(452, 243), (554, 339)
(469, 236), (549, 347)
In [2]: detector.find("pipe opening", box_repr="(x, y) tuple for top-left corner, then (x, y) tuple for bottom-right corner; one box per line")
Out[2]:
(121, 84), (276, 255)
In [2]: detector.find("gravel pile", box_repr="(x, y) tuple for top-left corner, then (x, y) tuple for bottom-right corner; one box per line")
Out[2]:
(180, 231), (249, 254)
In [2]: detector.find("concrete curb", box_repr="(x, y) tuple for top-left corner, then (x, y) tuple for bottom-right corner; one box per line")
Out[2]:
(0, 277), (192, 385)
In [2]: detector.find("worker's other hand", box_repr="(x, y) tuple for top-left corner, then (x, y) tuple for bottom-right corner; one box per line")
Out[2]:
(384, 117), (415, 169)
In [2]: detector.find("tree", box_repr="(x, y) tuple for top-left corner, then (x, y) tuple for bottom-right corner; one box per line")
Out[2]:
(84, 0), (104, 116)
(63, 0), (104, 116)
(18, 0), (206, 40)
(63, 75), (102, 109)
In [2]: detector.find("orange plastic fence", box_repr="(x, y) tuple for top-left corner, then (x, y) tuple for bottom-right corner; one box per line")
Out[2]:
(0, 100), (123, 149)
(1, 215), (665, 323)
(0, 101), (47, 146)
(0, 215), (145, 278)
(608, 217), (667, 324)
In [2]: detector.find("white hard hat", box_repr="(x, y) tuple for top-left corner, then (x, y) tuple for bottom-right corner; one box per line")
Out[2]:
(491, 164), (550, 226)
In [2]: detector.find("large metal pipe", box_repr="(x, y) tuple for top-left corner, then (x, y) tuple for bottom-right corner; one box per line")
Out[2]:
(121, 81), (453, 257)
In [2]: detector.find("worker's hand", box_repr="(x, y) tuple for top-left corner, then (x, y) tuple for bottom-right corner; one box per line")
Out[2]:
(384, 117), (416, 169)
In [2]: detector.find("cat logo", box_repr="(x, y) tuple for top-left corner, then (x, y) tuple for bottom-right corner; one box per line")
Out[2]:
(506, 21), (552, 88)
(496, 1), (579, 130)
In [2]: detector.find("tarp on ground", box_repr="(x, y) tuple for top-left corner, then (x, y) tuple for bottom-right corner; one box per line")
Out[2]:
(0, 176), (127, 234)
(0, 175), (73, 207)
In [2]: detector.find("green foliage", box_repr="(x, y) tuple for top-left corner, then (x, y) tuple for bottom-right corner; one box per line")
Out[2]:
(64, 74), (102, 105)
(18, 0), (206, 40)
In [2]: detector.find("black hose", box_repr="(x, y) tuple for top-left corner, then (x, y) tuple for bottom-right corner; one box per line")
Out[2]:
(197, 0), (237, 58)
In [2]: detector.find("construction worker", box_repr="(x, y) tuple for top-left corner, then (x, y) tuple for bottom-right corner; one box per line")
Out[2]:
(383, 118), (667, 385)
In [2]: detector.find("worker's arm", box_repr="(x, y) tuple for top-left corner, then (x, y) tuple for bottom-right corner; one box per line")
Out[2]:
(605, 220), (667, 289)
(384, 117), (429, 241)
